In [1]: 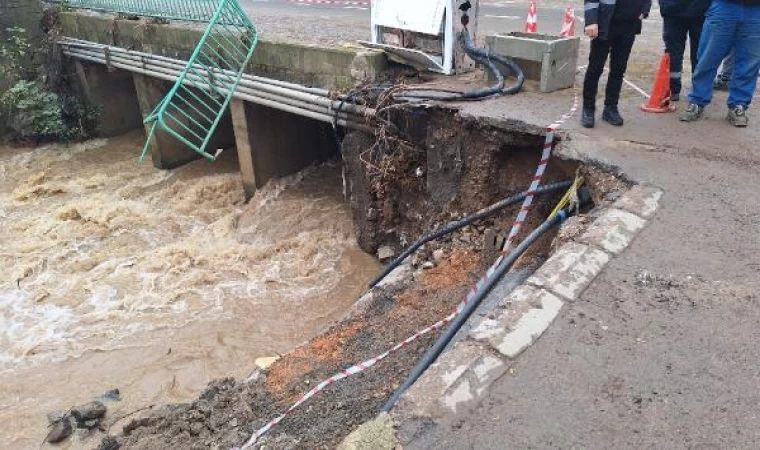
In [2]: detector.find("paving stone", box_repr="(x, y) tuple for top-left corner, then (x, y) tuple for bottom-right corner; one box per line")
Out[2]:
(580, 208), (646, 255)
(613, 184), (663, 219)
(470, 285), (564, 359)
(397, 341), (507, 418)
(526, 242), (610, 301)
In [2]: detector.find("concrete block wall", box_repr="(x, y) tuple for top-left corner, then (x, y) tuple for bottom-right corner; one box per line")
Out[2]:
(0, 0), (43, 39)
(486, 33), (579, 93)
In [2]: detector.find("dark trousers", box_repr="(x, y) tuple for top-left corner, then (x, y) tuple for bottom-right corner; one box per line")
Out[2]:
(583, 33), (637, 111)
(663, 16), (705, 95)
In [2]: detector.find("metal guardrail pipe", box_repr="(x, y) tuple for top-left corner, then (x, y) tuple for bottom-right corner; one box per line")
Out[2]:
(63, 47), (361, 123)
(59, 38), (332, 97)
(63, 48), (372, 131)
(58, 38), (373, 122)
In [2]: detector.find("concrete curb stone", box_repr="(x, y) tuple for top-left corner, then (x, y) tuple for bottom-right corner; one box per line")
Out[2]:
(469, 285), (564, 359)
(579, 208), (646, 255)
(392, 184), (663, 429)
(526, 242), (610, 301)
(396, 340), (508, 419)
(613, 184), (663, 219)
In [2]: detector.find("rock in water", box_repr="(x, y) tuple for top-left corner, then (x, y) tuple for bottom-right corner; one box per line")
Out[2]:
(377, 246), (395, 262)
(46, 410), (66, 425)
(71, 401), (107, 423)
(46, 418), (73, 443)
(100, 388), (122, 402)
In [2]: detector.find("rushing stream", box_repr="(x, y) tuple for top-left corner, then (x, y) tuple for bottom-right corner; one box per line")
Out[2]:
(0, 131), (380, 449)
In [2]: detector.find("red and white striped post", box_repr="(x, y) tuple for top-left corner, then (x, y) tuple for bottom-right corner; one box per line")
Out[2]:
(524, 0), (538, 33)
(559, 6), (576, 37)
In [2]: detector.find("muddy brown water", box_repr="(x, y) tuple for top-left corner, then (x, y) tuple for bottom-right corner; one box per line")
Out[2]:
(0, 131), (380, 449)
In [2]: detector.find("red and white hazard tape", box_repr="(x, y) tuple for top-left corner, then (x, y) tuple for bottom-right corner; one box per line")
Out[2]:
(287, 0), (370, 6)
(502, 88), (579, 252)
(236, 247), (518, 449)
(234, 88), (581, 450)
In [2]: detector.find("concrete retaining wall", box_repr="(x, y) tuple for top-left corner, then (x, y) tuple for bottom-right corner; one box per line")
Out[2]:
(0, 0), (43, 40)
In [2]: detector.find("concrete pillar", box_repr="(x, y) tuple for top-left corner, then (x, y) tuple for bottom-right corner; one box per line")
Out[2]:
(74, 61), (143, 137)
(132, 75), (236, 170)
(229, 99), (337, 199)
(230, 99), (257, 200)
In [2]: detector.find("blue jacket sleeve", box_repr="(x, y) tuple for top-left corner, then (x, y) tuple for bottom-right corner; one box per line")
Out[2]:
(584, 0), (600, 25)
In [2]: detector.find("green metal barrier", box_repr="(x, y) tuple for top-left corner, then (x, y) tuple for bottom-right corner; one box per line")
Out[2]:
(140, 0), (258, 160)
(60, 0), (246, 25)
(59, 0), (258, 161)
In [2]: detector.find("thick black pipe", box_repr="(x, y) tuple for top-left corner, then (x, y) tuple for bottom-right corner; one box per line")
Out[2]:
(461, 28), (524, 97)
(380, 194), (588, 412)
(369, 180), (573, 289)
(396, 29), (524, 101)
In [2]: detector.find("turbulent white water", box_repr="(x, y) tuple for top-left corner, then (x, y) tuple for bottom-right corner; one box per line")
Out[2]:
(0, 131), (378, 448)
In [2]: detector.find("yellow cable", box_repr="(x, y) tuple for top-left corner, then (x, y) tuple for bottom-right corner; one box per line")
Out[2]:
(550, 171), (584, 218)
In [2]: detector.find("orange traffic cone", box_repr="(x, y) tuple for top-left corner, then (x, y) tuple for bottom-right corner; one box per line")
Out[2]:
(524, 0), (538, 33)
(641, 53), (677, 113)
(559, 6), (575, 37)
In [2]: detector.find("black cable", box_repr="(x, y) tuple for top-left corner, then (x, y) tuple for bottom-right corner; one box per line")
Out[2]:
(395, 28), (524, 101)
(381, 187), (592, 413)
(369, 180), (573, 288)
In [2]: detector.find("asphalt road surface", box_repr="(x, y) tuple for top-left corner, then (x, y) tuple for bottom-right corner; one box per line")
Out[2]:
(241, 0), (569, 44)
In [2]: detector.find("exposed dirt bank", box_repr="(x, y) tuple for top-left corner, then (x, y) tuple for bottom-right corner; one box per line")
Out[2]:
(100, 110), (628, 450)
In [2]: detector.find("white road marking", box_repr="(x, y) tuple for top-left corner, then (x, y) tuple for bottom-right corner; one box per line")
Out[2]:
(484, 14), (521, 20)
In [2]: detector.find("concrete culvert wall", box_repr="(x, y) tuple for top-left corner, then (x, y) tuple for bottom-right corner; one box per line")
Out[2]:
(342, 106), (581, 256)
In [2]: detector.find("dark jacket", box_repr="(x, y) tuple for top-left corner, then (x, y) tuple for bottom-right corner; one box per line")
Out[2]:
(659, 0), (711, 17)
(727, 0), (760, 5)
(584, 0), (652, 40)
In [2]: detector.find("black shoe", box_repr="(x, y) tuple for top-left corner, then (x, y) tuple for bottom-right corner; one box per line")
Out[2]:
(671, 93), (680, 102)
(581, 109), (595, 128)
(602, 107), (624, 126)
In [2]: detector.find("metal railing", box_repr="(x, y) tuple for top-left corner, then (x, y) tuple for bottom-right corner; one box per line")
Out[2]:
(140, 0), (258, 160)
(59, 37), (373, 131)
(58, 0), (259, 159)
(58, 0), (246, 25)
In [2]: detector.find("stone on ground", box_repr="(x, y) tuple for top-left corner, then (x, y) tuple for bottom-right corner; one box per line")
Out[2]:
(337, 412), (398, 450)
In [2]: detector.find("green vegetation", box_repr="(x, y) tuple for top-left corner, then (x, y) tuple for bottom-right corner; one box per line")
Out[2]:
(0, 25), (100, 143)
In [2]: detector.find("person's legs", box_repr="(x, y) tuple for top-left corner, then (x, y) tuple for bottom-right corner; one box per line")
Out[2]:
(664, 16), (689, 97)
(688, 16), (705, 73)
(715, 51), (736, 90)
(726, 5), (760, 109)
(688, 0), (739, 107)
(604, 33), (636, 109)
(582, 37), (611, 127)
(583, 38), (611, 111)
(720, 52), (736, 80)
(724, 4), (760, 127)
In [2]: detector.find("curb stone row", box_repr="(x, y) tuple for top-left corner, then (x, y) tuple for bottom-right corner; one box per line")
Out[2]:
(392, 184), (663, 423)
